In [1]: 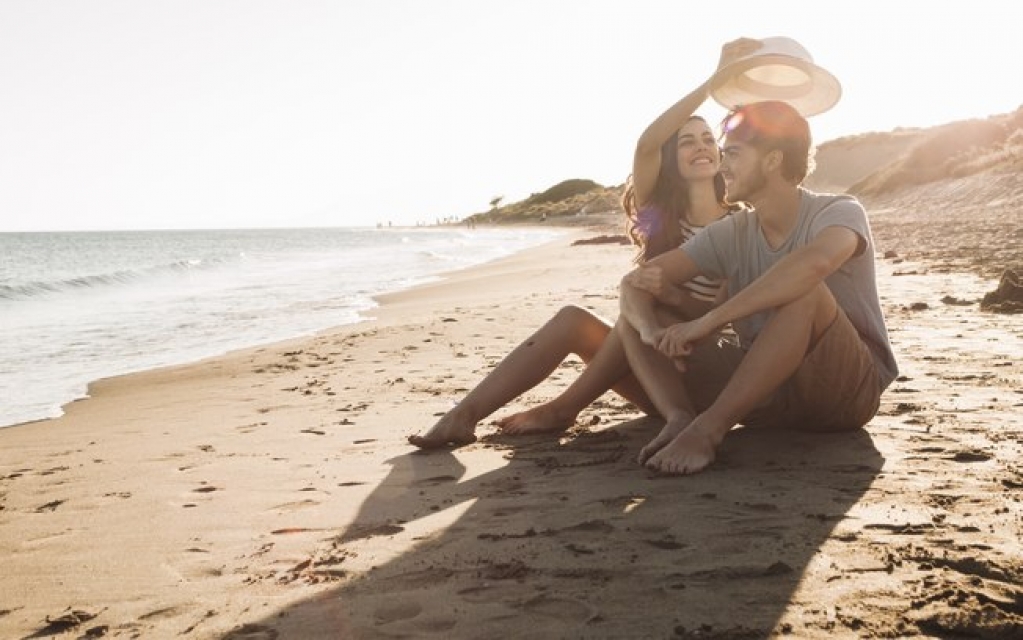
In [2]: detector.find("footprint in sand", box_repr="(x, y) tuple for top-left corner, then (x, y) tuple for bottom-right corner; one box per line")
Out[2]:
(168, 484), (219, 508)
(457, 583), (530, 604)
(409, 616), (458, 633)
(521, 595), (599, 623)
(376, 566), (454, 589)
(373, 601), (422, 624)
(949, 449), (993, 462)
(37, 466), (69, 476)
(23, 530), (76, 547)
(560, 519), (615, 535)
(235, 421), (268, 434)
(340, 522), (405, 542)
(644, 537), (687, 550)
(371, 601), (457, 635)
(34, 499), (66, 513)
(489, 505), (530, 517)
(137, 605), (186, 622)
(267, 499), (319, 513)
(630, 522), (672, 535)
(599, 494), (648, 512)
(414, 474), (459, 487)
(223, 623), (279, 639)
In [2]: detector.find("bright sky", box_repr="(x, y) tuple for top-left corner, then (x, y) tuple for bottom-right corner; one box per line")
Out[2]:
(1, 1), (1020, 231)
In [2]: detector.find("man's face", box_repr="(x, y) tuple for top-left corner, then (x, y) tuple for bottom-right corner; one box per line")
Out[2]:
(719, 137), (767, 203)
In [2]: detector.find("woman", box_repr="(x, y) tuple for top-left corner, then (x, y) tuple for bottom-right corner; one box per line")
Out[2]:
(408, 43), (754, 449)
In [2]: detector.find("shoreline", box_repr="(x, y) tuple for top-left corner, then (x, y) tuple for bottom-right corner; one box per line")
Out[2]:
(1, 214), (1019, 638)
(0, 223), (603, 432)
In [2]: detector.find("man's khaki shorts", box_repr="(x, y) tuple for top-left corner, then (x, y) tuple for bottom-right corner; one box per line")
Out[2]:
(682, 309), (882, 431)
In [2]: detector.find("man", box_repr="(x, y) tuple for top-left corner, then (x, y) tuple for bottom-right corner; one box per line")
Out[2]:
(618, 100), (898, 475)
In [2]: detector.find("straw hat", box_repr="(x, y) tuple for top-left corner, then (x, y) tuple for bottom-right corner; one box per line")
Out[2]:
(709, 37), (841, 117)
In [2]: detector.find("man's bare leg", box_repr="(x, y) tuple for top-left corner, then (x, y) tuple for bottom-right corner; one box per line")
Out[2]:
(646, 284), (839, 474)
(409, 306), (612, 449)
(497, 324), (656, 435)
(616, 314), (700, 464)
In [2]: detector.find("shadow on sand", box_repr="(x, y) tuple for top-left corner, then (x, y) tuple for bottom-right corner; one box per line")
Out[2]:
(222, 420), (882, 639)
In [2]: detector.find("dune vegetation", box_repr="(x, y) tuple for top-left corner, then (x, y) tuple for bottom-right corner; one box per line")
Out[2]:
(469, 105), (1023, 228)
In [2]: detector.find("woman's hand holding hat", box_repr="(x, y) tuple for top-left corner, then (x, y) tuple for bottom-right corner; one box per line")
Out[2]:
(716, 38), (762, 73)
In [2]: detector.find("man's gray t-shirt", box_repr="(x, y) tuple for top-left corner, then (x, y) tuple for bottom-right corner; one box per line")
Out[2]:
(681, 188), (899, 389)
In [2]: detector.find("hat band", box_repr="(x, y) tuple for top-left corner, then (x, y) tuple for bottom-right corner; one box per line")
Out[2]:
(732, 64), (815, 100)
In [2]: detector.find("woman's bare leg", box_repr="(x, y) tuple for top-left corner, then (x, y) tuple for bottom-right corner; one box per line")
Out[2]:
(498, 295), (716, 435)
(497, 317), (657, 434)
(409, 305), (613, 449)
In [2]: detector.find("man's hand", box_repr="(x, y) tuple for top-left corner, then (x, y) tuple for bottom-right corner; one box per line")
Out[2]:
(656, 315), (717, 367)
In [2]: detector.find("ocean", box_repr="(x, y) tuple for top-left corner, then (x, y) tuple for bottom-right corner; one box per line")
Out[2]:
(0, 226), (567, 428)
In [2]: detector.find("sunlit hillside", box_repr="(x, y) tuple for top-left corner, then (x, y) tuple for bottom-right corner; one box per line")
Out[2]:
(809, 106), (1023, 196)
(466, 179), (624, 225)
(802, 130), (925, 194)
(818, 106), (1023, 279)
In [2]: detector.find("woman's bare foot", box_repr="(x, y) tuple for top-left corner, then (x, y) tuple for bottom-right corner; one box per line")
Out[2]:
(637, 414), (693, 465)
(408, 406), (478, 449)
(644, 419), (721, 475)
(496, 403), (577, 435)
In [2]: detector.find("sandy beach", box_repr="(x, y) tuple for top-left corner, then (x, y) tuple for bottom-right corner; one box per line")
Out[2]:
(2, 184), (1022, 639)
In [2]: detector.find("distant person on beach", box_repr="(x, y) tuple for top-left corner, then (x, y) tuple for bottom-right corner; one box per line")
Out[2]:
(617, 96), (900, 475)
(408, 48), (751, 450)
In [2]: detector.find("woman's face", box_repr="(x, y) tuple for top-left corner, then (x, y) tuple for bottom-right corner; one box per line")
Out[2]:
(674, 118), (720, 182)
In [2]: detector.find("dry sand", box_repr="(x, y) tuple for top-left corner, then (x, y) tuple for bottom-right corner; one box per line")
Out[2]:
(1, 197), (1021, 638)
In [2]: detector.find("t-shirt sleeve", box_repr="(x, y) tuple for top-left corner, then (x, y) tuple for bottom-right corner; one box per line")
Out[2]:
(809, 198), (871, 257)
(680, 214), (736, 280)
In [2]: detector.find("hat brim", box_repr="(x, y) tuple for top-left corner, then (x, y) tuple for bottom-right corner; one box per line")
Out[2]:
(709, 54), (842, 117)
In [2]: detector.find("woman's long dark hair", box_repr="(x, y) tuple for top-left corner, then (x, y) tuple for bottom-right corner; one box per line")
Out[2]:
(624, 116), (728, 263)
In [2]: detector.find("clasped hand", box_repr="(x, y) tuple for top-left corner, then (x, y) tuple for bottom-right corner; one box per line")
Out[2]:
(643, 316), (715, 372)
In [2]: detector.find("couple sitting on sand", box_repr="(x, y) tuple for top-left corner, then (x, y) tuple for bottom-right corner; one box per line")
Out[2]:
(409, 38), (898, 475)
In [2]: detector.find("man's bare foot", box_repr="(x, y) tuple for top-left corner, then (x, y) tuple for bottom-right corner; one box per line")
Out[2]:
(644, 420), (721, 475)
(408, 407), (478, 449)
(637, 414), (692, 465)
(496, 403), (576, 435)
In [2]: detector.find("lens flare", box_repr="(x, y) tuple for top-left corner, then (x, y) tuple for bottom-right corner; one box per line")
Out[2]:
(722, 110), (745, 134)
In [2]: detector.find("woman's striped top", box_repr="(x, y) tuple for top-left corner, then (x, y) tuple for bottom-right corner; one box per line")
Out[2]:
(679, 219), (724, 303)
